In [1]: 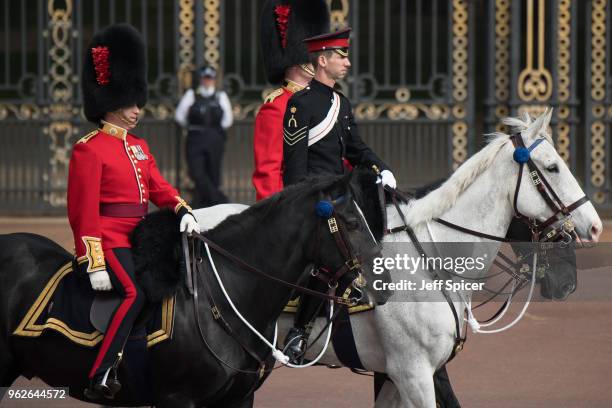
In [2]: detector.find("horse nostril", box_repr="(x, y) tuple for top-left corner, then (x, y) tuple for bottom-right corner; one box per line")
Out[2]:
(590, 224), (602, 243)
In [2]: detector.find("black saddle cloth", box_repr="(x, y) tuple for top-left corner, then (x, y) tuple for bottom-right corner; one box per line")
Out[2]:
(40, 261), (168, 345)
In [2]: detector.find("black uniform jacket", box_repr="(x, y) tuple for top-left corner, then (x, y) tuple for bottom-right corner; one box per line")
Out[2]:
(282, 79), (388, 186)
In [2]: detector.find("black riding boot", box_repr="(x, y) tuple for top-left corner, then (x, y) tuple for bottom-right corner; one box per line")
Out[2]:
(433, 365), (462, 408)
(84, 363), (122, 400)
(283, 280), (327, 364)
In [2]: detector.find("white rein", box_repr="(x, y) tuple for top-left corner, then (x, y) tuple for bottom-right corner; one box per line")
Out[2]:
(425, 221), (538, 335)
(203, 241), (335, 368)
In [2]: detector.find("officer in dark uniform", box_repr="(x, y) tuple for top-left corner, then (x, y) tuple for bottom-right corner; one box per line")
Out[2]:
(282, 27), (397, 362)
(175, 65), (233, 207)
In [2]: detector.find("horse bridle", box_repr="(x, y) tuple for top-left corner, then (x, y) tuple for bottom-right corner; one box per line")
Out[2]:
(431, 132), (590, 244)
(509, 132), (589, 242)
(419, 132), (591, 299)
(309, 192), (380, 298)
(430, 132), (591, 326)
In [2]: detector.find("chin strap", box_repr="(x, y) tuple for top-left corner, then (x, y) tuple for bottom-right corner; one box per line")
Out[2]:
(299, 63), (315, 76)
(111, 109), (138, 127)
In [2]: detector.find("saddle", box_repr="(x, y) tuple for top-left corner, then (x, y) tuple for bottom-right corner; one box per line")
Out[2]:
(90, 292), (160, 335)
(90, 292), (121, 333)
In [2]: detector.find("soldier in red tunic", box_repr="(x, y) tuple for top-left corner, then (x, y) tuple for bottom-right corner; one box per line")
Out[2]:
(251, 0), (330, 200)
(68, 23), (200, 400)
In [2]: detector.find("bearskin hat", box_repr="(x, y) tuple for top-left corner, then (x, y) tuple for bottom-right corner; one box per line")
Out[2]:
(260, 0), (330, 84)
(82, 23), (147, 123)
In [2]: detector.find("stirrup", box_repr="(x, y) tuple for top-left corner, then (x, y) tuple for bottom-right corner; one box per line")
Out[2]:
(84, 367), (122, 400)
(283, 329), (307, 364)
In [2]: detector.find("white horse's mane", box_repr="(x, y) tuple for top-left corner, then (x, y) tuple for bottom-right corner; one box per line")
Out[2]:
(404, 110), (553, 226)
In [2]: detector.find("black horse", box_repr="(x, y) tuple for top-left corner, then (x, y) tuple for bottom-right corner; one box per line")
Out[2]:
(0, 171), (383, 407)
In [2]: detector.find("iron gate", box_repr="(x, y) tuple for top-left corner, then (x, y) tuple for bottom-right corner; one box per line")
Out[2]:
(2, 0), (610, 214)
(586, 0), (611, 208)
(483, 0), (579, 171)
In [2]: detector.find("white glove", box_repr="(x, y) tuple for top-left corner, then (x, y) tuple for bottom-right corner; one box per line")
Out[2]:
(379, 170), (397, 189)
(180, 213), (201, 235)
(89, 270), (112, 291)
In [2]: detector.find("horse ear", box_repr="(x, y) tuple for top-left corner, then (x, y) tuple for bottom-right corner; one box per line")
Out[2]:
(349, 167), (386, 241)
(521, 111), (532, 125)
(525, 109), (549, 142)
(350, 166), (377, 192)
(544, 107), (553, 129)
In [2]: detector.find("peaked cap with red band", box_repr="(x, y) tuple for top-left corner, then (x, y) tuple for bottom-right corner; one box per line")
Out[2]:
(82, 23), (148, 123)
(260, 0), (330, 84)
(304, 27), (351, 54)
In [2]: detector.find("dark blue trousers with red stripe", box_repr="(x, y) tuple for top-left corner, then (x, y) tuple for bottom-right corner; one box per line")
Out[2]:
(89, 248), (145, 380)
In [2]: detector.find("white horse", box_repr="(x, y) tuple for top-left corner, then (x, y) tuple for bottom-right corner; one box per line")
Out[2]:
(194, 110), (602, 407)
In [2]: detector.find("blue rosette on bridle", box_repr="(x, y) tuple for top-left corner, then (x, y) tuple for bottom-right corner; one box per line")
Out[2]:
(513, 147), (531, 164)
(315, 200), (334, 218)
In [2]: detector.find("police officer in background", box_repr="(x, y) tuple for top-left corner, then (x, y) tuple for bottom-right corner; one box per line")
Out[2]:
(70, 23), (199, 400)
(282, 27), (397, 362)
(175, 65), (233, 207)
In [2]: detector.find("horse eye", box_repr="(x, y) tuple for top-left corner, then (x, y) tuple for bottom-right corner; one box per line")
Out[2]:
(546, 164), (559, 173)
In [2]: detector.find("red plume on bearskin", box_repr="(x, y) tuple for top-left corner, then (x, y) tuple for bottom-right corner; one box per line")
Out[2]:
(82, 23), (147, 123)
(91, 46), (110, 85)
(274, 5), (291, 48)
(260, 0), (330, 84)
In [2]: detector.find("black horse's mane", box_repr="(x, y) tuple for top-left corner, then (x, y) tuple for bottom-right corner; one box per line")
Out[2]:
(209, 167), (386, 242)
(208, 172), (351, 240)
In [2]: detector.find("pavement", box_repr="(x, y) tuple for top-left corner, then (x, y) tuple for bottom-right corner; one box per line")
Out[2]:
(1, 217), (611, 407)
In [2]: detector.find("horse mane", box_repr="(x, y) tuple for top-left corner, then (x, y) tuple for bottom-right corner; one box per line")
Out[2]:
(403, 133), (511, 226)
(219, 168), (385, 240)
(209, 174), (349, 238)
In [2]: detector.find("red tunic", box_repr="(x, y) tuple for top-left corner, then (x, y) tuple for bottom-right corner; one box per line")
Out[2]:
(252, 81), (305, 201)
(67, 120), (190, 273)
